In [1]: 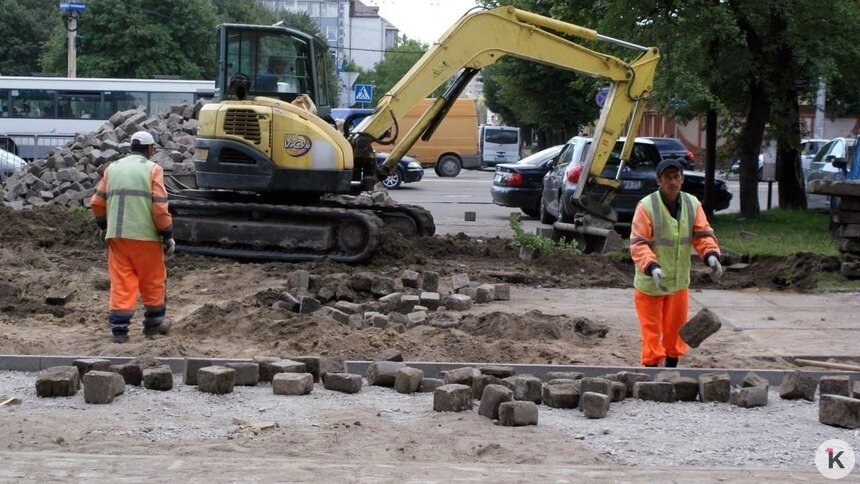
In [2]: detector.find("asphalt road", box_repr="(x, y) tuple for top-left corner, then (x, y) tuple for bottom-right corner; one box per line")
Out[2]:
(389, 168), (803, 237)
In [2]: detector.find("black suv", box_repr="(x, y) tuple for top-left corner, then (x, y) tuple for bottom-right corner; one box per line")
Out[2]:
(645, 137), (695, 169)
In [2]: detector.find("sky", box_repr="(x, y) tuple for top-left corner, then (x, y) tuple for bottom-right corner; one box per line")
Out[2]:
(364, 0), (481, 45)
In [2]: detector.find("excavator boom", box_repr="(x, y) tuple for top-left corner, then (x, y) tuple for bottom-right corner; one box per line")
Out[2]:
(351, 6), (659, 235)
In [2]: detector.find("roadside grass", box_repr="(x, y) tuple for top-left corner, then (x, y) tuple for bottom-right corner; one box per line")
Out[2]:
(710, 209), (837, 257)
(711, 208), (860, 292)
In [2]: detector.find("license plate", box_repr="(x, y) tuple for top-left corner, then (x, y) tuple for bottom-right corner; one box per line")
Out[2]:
(622, 180), (642, 189)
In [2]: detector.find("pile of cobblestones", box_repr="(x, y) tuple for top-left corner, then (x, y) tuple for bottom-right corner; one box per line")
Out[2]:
(1, 101), (205, 211)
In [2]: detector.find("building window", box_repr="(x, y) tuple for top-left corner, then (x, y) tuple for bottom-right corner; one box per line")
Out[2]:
(326, 26), (337, 43)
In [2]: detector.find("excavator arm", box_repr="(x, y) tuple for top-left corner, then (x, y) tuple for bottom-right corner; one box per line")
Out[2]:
(349, 6), (659, 233)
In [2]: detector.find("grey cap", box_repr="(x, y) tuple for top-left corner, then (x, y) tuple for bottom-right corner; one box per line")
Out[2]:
(656, 158), (684, 176)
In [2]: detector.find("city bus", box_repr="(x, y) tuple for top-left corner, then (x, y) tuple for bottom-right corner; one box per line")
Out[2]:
(0, 76), (215, 159)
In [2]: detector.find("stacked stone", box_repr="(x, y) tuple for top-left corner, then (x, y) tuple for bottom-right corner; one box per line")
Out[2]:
(267, 269), (513, 334)
(807, 180), (860, 278)
(1, 101), (206, 211)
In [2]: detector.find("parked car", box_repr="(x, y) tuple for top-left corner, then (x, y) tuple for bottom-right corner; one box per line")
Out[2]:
(490, 145), (564, 217)
(806, 136), (858, 209)
(645, 137), (695, 169)
(0, 136), (17, 156)
(800, 138), (829, 173)
(0, 147), (26, 179)
(375, 152), (423, 189)
(540, 137), (732, 230)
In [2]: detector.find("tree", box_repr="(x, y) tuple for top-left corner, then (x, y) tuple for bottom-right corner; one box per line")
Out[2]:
(579, 0), (860, 217)
(41, 0), (219, 79)
(356, 36), (441, 107)
(0, 0), (60, 75)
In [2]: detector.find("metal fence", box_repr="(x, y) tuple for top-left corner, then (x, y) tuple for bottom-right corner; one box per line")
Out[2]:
(0, 133), (76, 161)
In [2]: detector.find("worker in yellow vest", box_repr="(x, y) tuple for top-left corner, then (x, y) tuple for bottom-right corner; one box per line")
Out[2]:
(90, 131), (174, 343)
(630, 159), (722, 367)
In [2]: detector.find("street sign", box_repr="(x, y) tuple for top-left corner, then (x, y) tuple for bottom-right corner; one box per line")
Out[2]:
(59, 2), (86, 12)
(354, 84), (373, 103)
(595, 87), (609, 108)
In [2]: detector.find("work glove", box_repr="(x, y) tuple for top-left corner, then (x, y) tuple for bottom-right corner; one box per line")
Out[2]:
(162, 238), (176, 259)
(706, 254), (723, 282)
(651, 267), (668, 292)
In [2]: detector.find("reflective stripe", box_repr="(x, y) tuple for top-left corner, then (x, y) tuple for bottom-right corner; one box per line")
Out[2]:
(630, 236), (654, 246)
(693, 229), (714, 238)
(94, 190), (107, 199)
(108, 188), (151, 198)
(109, 309), (135, 317)
(683, 194), (695, 239)
(115, 190), (126, 238)
(152, 196), (169, 203)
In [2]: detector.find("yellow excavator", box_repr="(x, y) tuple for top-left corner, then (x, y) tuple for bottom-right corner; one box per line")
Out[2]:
(169, 6), (659, 262)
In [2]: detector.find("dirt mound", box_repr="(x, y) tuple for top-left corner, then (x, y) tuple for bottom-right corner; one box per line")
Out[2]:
(0, 205), (99, 251)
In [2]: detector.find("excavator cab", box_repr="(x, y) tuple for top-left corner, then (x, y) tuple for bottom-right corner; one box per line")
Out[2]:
(215, 23), (333, 118)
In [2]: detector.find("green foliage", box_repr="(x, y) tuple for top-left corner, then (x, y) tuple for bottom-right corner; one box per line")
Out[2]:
(508, 213), (579, 255)
(42, 0), (219, 78)
(0, 0), (60, 75)
(357, 36), (443, 106)
(710, 209), (837, 257)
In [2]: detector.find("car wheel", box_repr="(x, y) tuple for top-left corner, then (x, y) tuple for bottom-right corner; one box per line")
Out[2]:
(539, 197), (556, 224)
(434, 155), (462, 177)
(521, 207), (539, 218)
(381, 168), (402, 189)
(559, 197), (578, 223)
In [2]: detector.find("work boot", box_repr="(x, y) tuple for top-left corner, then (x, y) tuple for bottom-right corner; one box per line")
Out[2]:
(142, 317), (172, 337)
(665, 357), (679, 368)
(112, 333), (129, 344)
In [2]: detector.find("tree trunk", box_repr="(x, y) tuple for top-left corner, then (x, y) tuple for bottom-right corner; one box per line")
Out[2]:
(703, 108), (717, 220)
(772, 83), (807, 210)
(737, 81), (770, 217)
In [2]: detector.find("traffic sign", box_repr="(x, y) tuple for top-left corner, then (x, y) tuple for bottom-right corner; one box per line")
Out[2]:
(354, 84), (373, 103)
(595, 87), (609, 108)
(59, 2), (86, 12)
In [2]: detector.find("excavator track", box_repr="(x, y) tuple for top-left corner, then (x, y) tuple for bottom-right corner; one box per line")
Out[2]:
(318, 199), (436, 238)
(169, 199), (383, 263)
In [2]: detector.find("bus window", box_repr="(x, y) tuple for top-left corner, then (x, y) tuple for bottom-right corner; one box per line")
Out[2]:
(57, 91), (101, 119)
(10, 89), (54, 118)
(150, 92), (194, 116)
(104, 91), (147, 117)
(0, 90), (9, 118)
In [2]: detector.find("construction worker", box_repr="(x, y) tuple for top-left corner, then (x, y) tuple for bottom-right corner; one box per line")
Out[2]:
(630, 159), (722, 367)
(90, 131), (174, 343)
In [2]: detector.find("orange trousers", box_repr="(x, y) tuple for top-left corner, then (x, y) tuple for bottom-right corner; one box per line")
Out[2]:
(107, 239), (166, 330)
(634, 288), (688, 366)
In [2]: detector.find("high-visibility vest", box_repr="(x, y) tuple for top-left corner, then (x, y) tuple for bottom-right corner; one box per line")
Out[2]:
(104, 154), (160, 241)
(633, 191), (699, 295)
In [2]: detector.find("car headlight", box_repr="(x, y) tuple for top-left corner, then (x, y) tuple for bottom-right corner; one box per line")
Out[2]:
(407, 161), (422, 169)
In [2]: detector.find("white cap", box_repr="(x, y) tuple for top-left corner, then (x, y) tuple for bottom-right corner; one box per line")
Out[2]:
(130, 131), (155, 146)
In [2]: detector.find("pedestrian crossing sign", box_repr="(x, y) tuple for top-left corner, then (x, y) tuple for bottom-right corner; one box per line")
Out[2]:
(354, 84), (373, 103)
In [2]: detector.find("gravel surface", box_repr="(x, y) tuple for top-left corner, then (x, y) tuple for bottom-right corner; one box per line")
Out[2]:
(1, 371), (857, 470)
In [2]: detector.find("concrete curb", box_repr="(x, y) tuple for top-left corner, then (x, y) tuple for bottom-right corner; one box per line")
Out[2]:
(345, 361), (858, 387)
(1, 356), (856, 386)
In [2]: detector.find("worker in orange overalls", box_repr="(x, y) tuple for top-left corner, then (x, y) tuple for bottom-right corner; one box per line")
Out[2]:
(630, 159), (722, 367)
(90, 131), (175, 343)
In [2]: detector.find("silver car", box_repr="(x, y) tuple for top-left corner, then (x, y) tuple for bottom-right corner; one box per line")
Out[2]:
(0, 147), (27, 180)
(806, 137), (857, 210)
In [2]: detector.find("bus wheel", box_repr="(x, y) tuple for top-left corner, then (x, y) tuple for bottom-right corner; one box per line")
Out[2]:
(435, 155), (461, 177)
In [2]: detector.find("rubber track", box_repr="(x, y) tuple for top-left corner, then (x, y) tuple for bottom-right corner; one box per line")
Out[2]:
(320, 201), (436, 237)
(169, 199), (382, 263)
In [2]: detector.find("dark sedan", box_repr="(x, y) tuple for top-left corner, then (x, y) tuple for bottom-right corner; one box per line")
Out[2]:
(645, 137), (696, 169)
(490, 145), (564, 217)
(376, 152), (423, 189)
(540, 137), (732, 230)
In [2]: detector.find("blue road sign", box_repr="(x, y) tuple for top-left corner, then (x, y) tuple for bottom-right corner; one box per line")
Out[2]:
(595, 87), (609, 108)
(59, 2), (87, 12)
(354, 84), (373, 103)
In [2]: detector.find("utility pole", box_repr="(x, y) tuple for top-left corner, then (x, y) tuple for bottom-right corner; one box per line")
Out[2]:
(814, 78), (826, 139)
(60, 2), (87, 78)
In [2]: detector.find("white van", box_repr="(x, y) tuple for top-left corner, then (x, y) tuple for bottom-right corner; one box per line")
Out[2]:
(479, 125), (521, 168)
